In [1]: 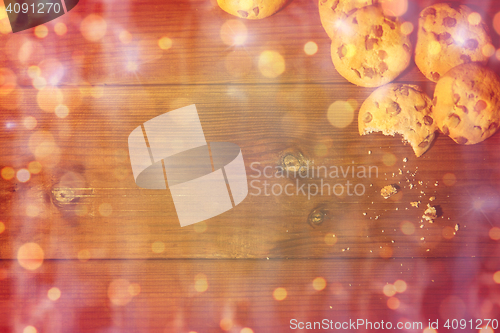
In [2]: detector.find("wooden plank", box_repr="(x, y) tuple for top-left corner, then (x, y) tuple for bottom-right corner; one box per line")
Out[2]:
(0, 85), (499, 259)
(0, 258), (498, 332)
(1, 0), (500, 87)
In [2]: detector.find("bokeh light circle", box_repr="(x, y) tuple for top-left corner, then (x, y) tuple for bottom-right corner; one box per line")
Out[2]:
(17, 242), (44, 270)
(327, 100), (355, 128)
(80, 14), (107, 42)
(258, 51), (285, 78)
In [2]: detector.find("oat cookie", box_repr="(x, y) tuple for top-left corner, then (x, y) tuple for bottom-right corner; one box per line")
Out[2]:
(319, 0), (376, 40)
(331, 6), (411, 87)
(217, 0), (287, 19)
(433, 63), (500, 145)
(415, 3), (491, 82)
(359, 84), (437, 157)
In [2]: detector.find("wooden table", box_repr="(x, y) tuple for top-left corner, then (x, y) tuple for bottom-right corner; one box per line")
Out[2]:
(1, 0), (500, 331)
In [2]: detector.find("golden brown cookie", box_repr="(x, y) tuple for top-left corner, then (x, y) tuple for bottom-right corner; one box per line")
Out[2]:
(433, 63), (500, 145)
(415, 3), (491, 82)
(319, 0), (376, 40)
(359, 84), (437, 157)
(217, 0), (287, 19)
(331, 6), (412, 87)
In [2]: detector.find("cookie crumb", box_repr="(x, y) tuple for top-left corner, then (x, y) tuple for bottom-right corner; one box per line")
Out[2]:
(403, 158), (408, 162)
(381, 185), (398, 199)
(422, 204), (438, 223)
(410, 201), (420, 208)
(429, 196), (436, 201)
(455, 223), (460, 232)
(368, 150), (372, 154)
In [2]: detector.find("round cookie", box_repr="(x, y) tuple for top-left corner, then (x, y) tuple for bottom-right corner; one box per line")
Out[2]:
(415, 3), (491, 82)
(330, 6), (412, 87)
(359, 84), (437, 157)
(433, 63), (500, 145)
(319, 0), (377, 40)
(217, 0), (287, 19)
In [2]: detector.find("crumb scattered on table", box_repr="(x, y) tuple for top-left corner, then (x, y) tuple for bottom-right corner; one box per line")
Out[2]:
(422, 204), (438, 223)
(381, 185), (398, 199)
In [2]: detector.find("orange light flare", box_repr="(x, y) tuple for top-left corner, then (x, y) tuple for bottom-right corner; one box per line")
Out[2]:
(47, 287), (61, 301)
(54, 22), (67, 36)
(423, 328), (438, 333)
(489, 227), (500, 241)
(394, 279), (407, 293)
(80, 14), (107, 42)
(28, 131), (61, 168)
(220, 20), (248, 46)
(107, 279), (139, 306)
(220, 318), (233, 331)
(1, 166), (15, 180)
(0, 68), (18, 96)
(442, 226), (456, 240)
(34, 25), (49, 39)
(120, 30), (133, 44)
(493, 12), (500, 35)
(312, 277), (327, 291)
(258, 50), (285, 78)
(327, 100), (356, 129)
(387, 296), (400, 310)
(23, 326), (37, 333)
(273, 287), (287, 301)
(401, 221), (415, 235)
(380, 0), (408, 17)
(0, 4), (12, 34)
(304, 41), (318, 55)
(493, 271), (500, 284)
(17, 242), (44, 270)
(24, 116), (37, 130)
(194, 273), (208, 293)
(383, 283), (396, 297)
(479, 326), (494, 333)
(39, 58), (65, 86)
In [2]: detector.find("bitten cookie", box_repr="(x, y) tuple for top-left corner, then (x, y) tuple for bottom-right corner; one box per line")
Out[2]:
(331, 6), (412, 87)
(319, 0), (376, 40)
(359, 84), (437, 157)
(433, 63), (500, 145)
(415, 3), (491, 82)
(217, 0), (287, 19)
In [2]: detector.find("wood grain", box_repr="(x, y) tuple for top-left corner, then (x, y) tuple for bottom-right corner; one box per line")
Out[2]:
(0, 0), (500, 331)
(1, 0), (500, 87)
(0, 258), (498, 332)
(0, 85), (499, 260)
